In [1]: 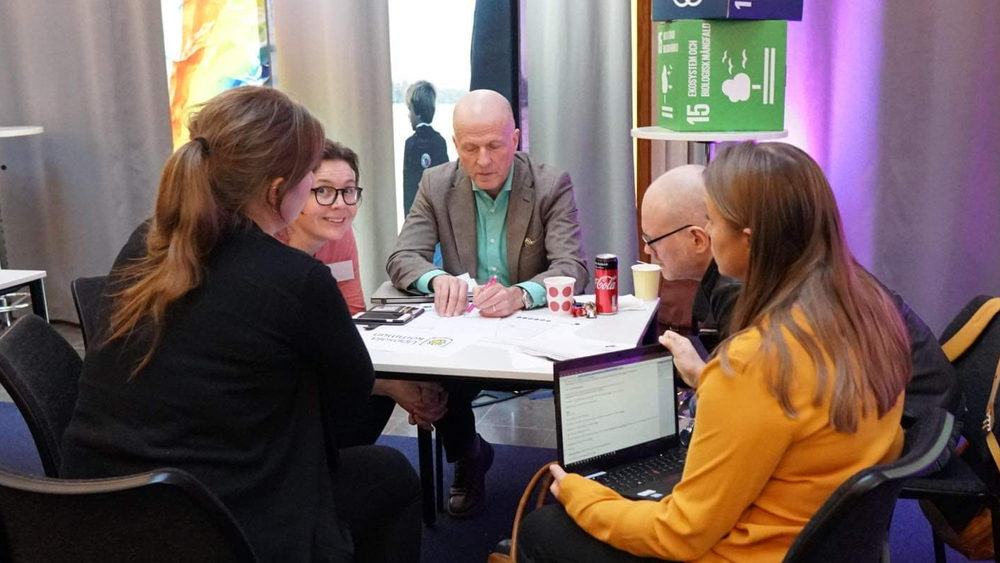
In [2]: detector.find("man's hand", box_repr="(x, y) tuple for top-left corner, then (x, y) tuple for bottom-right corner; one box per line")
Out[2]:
(431, 275), (469, 317)
(379, 380), (448, 430)
(659, 331), (706, 388)
(473, 284), (523, 318)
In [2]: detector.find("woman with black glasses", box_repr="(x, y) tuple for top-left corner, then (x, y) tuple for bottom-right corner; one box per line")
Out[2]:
(279, 140), (367, 314)
(278, 140), (450, 445)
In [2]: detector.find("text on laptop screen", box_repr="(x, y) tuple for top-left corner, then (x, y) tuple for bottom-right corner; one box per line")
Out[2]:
(560, 356), (675, 467)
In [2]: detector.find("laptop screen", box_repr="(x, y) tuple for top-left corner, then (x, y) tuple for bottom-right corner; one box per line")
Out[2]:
(556, 346), (676, 468)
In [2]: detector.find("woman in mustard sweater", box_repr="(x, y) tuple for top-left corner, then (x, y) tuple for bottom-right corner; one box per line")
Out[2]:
(517, 142), (913, 563)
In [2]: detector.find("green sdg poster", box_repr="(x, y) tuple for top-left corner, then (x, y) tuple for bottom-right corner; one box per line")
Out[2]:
(657, 20), (787, 132)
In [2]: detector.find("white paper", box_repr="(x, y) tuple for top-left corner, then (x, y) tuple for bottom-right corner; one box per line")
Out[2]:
(456, 272), (479, 288)
(358, 325), (468, 358)
(515, 333), (630, 361)
(573, 294), (650, 312)
(509, 350), (555, 371)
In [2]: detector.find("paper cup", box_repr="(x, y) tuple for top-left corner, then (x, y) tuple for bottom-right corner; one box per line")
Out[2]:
(543, 276), (576, 315)
(631, 263), (662, 301)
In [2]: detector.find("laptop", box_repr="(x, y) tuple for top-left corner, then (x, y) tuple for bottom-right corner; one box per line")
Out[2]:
(554, 344), (686, 500)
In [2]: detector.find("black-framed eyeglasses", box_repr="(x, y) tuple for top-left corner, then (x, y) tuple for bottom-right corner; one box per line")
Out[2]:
(641, 224), (694, 246)
(312, 186), (363, 206)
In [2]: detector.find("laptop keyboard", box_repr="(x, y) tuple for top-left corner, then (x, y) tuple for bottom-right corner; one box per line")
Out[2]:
(593, 449), (686, 492)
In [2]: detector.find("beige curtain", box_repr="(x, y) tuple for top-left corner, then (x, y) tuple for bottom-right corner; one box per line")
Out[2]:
(272, 0), (397, 303)
(524, 1), (637, 293)
(0, 0), (171, 321)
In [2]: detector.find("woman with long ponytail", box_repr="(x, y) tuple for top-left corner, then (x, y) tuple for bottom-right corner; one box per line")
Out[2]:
(61, 86), (421, 563)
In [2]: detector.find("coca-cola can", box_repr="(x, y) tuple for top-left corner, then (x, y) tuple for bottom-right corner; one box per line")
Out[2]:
(595, 254), (618, 315)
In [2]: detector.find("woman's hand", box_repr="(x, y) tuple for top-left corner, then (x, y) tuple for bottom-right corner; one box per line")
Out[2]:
(376, 380), (448, 429)
(659, 331), (706, 388)
(549, 464), (568, 501)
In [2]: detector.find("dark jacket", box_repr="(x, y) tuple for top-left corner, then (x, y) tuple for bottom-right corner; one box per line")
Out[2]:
(61, 222), (374, 563)
(691, 260), (741, 354)
(402, 124), (448, 216)
(692, 259), (964, 420)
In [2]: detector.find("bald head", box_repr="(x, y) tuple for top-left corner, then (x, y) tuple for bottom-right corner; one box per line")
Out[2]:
(644, 165), (708, 227)
(452, 90), (520, 193)
(641, 165), (714, 280)
(453, 90), (515, 133)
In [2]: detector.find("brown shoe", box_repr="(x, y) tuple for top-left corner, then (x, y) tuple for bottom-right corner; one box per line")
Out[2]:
(447, 435), (494, 518)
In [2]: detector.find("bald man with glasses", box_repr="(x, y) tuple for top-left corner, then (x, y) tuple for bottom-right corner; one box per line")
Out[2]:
(643, 164), (962, 424)
(641, 165), (740, 354)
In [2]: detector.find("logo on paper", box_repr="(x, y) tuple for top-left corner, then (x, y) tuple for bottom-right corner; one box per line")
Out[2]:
(421, 337), (453, 348)
(673, 0), (703, 6)
(420, 153), (432, 169)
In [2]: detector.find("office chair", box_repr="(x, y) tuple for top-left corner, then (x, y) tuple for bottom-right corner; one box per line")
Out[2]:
(0, 465), (257, 563)
(70, 275), (109, 350)
(783, 408), (955, 563)
(0, 314), (81, 477)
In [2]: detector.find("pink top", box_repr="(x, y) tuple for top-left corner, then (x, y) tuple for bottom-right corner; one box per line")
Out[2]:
(274, 229), (366, 315)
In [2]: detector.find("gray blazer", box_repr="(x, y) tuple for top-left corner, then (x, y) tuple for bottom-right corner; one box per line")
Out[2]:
(387, 152), (588, 295)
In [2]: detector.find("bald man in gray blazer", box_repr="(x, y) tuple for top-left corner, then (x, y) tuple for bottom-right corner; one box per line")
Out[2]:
(387, 152), (588, 296)
(386, 90), (587, 518)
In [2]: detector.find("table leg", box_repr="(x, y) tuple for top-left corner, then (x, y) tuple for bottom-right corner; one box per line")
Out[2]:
(435, 429), (444, 513)
(418, 426), (436, 525)
(28, 279), (48, 322)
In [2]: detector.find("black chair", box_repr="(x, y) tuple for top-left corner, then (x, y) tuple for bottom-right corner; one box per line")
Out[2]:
(70, 275), (109, 350)
(0, 465), (257, 563)
(900, 294), (1000, 563)
(782, 407), (955, 563)
(0, 314), (82, 477)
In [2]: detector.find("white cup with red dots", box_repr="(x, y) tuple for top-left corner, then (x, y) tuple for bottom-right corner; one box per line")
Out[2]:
(543, 276), (577, 315)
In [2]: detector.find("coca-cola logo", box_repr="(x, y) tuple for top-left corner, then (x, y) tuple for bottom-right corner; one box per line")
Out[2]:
(595, 276), (617, 290)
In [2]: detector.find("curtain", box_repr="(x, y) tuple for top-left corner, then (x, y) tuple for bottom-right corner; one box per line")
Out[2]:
(272, 0), (397, 303)
(525, 1), (637, 293)
(470, 0), (518, 123)
(0, 0), (171, 322)
(785, 1), (1000, 332)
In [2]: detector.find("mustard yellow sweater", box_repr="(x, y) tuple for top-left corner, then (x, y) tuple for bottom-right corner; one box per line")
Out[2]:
(559, 325), (905, 563)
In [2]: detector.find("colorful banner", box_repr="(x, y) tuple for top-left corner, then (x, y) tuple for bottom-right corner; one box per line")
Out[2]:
(161, 0), (273, 149)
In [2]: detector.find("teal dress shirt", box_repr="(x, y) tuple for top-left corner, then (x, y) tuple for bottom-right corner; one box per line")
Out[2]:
(412, 162), (546, 308)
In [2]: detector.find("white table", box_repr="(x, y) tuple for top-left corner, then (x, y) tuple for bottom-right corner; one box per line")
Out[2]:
(0, 269), (48, 321)
(363, 296), (661, 524)
(366, 297), (660, 384)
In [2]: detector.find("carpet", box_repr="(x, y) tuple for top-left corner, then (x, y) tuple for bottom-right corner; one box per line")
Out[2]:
(0, 402), (981, 562)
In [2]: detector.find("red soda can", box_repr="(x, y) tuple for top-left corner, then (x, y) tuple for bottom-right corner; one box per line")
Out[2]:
(594, 254), (618, 315)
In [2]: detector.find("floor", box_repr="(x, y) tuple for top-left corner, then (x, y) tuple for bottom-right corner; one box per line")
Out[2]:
(0, 319), (557, 449)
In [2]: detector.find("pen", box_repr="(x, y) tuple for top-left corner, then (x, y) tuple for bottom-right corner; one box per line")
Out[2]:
(465, 275), (497, 313)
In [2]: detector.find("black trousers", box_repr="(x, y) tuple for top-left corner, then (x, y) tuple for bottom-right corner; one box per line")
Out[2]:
(332, 445), (422, 563)
(517, 505), (676, 563)
(338, 382), (481, 463)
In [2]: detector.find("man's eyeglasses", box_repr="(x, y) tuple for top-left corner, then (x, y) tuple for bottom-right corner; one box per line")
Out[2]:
(641, 224), (694, 246)
(312, 186), (363, 206)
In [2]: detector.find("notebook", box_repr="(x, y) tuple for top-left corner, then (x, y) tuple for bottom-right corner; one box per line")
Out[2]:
(369, 280), (476, 305)
(554, 344), (686, 500)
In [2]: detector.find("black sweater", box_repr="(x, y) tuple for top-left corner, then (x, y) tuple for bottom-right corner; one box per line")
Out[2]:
(60, 222), (374, 563)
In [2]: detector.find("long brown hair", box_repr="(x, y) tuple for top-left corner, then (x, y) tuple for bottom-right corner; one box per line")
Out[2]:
(706, 142), (911, 432)
(107, 86), (325, 374)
